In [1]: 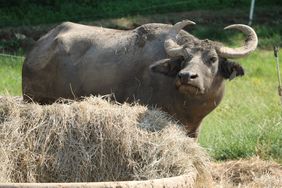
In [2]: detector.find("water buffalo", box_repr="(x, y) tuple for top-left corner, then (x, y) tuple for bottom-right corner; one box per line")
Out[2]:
(22, 20), (258, 137)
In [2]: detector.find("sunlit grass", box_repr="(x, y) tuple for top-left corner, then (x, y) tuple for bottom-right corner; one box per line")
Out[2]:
(0, 56), (23, 95)
(199, 50), (282, 163)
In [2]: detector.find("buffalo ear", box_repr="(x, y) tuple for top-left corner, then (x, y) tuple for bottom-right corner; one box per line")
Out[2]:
(150, 58), (182, 77)
(219, 59), (244, 80)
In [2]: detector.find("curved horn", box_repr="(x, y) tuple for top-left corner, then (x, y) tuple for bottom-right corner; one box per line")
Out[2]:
(164, 20), (196, 57)
(217, 24), (258, 59)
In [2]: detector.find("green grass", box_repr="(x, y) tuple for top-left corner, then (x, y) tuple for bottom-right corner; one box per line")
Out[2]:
(0, 50), (282, 164)
(1, 0), (281, 28)
(199, 50), (282, 163)
(190, 25), (282, 49)
(3, 8), (281, 53)
(0, 55), (23, 95)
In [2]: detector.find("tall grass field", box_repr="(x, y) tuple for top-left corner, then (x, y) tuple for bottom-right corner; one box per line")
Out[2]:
(0, 49), (281, 164)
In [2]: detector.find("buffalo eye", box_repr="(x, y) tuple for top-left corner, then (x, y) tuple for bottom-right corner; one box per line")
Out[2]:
(150, 58), (182, 77)
(209, 56), (217, 64)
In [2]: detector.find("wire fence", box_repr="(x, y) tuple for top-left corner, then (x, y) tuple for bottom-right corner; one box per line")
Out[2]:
(0, 53), (23, 96)
(0, 53), (24, 61)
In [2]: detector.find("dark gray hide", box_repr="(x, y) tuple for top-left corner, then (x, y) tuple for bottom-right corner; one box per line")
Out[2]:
(22, 21), (257, 137)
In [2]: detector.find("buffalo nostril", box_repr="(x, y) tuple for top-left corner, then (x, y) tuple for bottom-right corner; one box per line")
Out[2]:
(178, 72), (184, 79)
(190, 73), (198, 79)
(178, 72), (198, 82)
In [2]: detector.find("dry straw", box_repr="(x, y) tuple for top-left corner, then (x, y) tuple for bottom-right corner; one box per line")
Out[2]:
(212, 157), (282, 188)
(0, 96), (211, 186)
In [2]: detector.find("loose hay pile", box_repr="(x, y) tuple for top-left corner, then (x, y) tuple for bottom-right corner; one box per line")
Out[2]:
(0, 96), (211, 186)
(212, 157), (282, 188)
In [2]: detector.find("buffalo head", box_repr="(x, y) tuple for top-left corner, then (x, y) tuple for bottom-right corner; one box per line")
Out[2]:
(150, 20), (258, 97)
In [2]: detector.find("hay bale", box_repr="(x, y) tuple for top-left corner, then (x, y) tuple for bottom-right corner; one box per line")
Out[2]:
(0, 96), (211, 186)
(211, 157), (282, 187)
